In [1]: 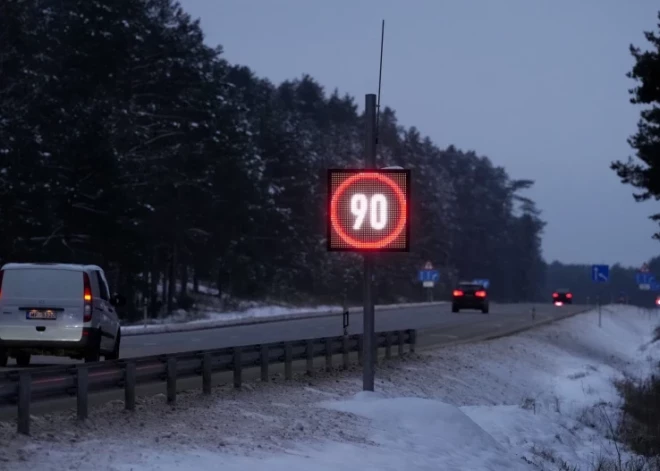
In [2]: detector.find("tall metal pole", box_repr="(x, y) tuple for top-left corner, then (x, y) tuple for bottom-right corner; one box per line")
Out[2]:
(363, 93), (377, 391)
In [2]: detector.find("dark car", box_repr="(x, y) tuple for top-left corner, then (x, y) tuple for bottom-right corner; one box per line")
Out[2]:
(452, 282), (489, 314)
(552, 289), (573, 305)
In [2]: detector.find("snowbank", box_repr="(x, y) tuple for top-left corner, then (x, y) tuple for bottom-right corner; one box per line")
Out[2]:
(1, 305), (659, 470)
(121, 301), (447, 336)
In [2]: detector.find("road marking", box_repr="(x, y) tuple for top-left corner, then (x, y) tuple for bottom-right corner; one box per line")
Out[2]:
(430, 334), (459, 340)
(191, 338), (201, 343)
(144, 342), (157, 346)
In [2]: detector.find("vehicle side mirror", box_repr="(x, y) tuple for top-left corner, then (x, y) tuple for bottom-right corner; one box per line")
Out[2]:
(111, 294), (126, 307)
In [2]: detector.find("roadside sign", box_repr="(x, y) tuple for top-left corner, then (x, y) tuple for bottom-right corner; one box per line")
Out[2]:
(591, 264), (609, 283)
(422, 281), (434, 288)
(473, 278), (490, 289)
(419, 269), (440, 283)
(635, 270), (660, 290)
(424, 261), (433, 270)
(327, 169), (411, 252)
(636, 272), (655, 285)
(641, 263), (650, 273)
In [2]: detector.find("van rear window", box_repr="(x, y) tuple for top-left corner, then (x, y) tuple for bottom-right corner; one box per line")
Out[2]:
(1, 269), (83, 299)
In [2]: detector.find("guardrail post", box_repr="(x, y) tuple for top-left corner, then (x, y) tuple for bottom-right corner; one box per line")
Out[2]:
(260, 345), (269, 382)
(166, 357), (177, 404)
(325, 338), (332, 372)
(125, 361), (136, 411)
(233, 347), (242, 388)
(385, 332), (392, 360)
(284, 343), (293, 380)
(17, 372), (31, 435)
(202, 353), (212, 394)
(77, 366), (89, 420)
(342, 336), (350, 369)
(408, 329), (417, 353)
(306, 340), (314, 376)
(397, 330), (405, 356)
(357, 336), (363, 365)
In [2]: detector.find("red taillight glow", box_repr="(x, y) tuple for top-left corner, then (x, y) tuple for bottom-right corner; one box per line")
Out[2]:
(552, 293), (558, 298)
(475, 290), (487, 298)
(83, 273), (92, 322)
(566, 293), (573, 299)
(656, 298), (660, 306)
(453, 290), (464, 297)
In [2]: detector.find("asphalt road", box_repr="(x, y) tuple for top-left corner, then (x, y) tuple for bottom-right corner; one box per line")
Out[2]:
(0, 302), (589, 371)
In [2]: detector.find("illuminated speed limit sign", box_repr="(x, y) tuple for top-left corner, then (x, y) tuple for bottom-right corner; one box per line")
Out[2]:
(327, 169), (410, 252)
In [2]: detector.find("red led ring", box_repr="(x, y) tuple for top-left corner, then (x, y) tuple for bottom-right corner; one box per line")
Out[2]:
(330, 172), (407, 249)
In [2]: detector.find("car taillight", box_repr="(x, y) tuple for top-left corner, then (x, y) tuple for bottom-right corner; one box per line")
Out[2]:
(552, 293), (558, 298)
(0, 270), (4, 299)
(453, 290), (464, 297)
(83, 273), (92, 322)
(656, 298), (660, 306)
(475, 290), (486, 298)
(566, 293), (572, 299)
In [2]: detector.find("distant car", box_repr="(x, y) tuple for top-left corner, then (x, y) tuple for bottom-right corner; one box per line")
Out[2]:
(552, 289), (573, 306)
(0, 263), (125, 367)
(452, 282), (489, 314)
(655, 295), (660, 307)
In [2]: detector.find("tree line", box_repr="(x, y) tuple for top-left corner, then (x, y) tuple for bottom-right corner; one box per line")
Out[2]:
(0, 0), (547, 320)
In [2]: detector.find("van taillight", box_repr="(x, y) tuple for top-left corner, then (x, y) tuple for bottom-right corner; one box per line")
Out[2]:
(83, 272), (92, 322)
(0, 270), (4, 299)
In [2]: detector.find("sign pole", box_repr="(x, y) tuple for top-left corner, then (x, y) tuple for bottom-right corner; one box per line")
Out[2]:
(363, 93), (377, 392)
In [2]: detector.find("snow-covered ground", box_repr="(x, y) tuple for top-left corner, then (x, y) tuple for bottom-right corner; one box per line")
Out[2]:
(122, 304), (340, 330)
(121, 301), (445, 335)
(1, 305), (658, 470)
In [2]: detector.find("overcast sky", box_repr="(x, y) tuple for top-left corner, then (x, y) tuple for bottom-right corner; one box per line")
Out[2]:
(179, 0), (659, 268)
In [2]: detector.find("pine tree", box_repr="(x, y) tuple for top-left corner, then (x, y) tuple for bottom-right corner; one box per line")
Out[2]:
(611, 12), (660, 238)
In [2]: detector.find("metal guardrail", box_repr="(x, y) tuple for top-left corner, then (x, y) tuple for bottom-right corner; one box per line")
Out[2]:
(0, 329), (417, 435)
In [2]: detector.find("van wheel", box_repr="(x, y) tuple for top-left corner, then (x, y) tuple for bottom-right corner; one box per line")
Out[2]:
(85, 348), (100, 363)
(16, 352), (31, 367)
(105, 331), (121, 361)
(84, 330), (101, 363)
(0, 349), (7, 367)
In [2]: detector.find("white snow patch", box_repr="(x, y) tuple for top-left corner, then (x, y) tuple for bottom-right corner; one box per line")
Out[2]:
(121, 301), (447, 335)
(1, 306), (658, 471)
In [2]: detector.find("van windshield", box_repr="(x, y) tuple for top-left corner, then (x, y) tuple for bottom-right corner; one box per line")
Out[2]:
(1, 269), (83, 299)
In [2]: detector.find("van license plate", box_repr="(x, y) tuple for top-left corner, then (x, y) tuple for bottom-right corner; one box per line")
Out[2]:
(26, 310), (57, 320)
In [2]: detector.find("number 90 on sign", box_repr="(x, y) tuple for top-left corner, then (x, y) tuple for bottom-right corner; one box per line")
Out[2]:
(327, 169), (410, 252)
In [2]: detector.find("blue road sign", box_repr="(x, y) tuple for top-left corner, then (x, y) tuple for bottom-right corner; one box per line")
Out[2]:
(418, 270), (440, 283)
(591, 264), (609, 283)
(473, 279), (490, 289)
(635, 272), (656, 285)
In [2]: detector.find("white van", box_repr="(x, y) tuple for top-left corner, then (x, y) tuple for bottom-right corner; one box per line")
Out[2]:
(0, 263), (125, 367)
